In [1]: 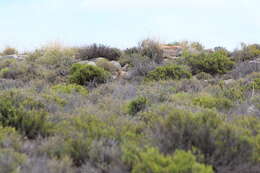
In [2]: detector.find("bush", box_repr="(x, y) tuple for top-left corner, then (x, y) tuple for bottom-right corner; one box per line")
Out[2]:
(146, 64), (191, 81)
(77, 44), (122, 61)
(186, 51), (234, 75)
(148, 107), (257, 171)
(127, 96), (148, 115)
(2, 46), (18, 55)
(0, 148), (27, 173)
(96, 58), (119, 72)
(196, 72), (213, 80)
(233, 43), (260, 62)
(69, 63), (110, 86)
(130, 147), (213, 173)
(139, 39), (164, 63)
(52, 84), (88, 96)
(192, 94), (233, 110)
(0, 93), (52, 139)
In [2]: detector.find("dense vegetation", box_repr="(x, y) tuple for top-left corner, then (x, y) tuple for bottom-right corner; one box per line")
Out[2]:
(0, 41), (260, 173)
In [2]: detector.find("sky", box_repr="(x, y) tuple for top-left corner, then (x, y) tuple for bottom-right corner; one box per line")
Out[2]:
(0, 0), (259, 52)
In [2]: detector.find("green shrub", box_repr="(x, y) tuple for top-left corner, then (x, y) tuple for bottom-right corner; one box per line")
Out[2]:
(130, 147), (213, 173)
(192, 94), (233, 110)
(139, 39), (164, 63)
(0, 94), (52, 139)
(0, 126), (21, 150)
(52, 84), (88, 96)
(69, 63), (110, 86)
(0, 148), (27, 173)
(48, 115), (117, 166)
(76, 44), (122, 61)
(233, 43), (260, 62)
(251, 78), (260, 90)
(196, 72), (213, 80)
(148, 107), (257, 171)
(146, 64), (191, 81)
(127, 97), (148, 115)
(96, 58), (119, 72)
(186, 51), (234, 75)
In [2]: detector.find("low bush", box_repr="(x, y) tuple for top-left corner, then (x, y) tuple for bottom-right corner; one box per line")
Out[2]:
(147, 107), (258, 171)
(233, 43), (260, 62)
(0, 92), (52, 139)
(186, 50), (234, 75)
(196, 72), (213, 80)
(139, 39), (164, 63)
(127, 147), (213, 173)
(77, 44), (122, 61)
(146, 64), (191, 81)
(52, 84), (89, 96)
(96, 58), (119, 72)
(69, 63), (110, 86)
(192, 94), (233, 110)
(127, 96), (148, 115)
(0, 148), (27, 173)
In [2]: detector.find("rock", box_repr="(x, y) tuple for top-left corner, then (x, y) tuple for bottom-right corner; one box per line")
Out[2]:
(122, 64), (129, 71)
(160, 45), (183, 58)
(0, 54), (18, 59)
(110, 61), (121, 69)
(117, 70), (130, 80)
(78, 60), (97, 66)
(94, 57), (106, 62)
(224, 79), (235, 85)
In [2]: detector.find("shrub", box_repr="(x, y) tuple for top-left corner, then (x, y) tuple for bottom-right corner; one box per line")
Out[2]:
(186, 51), (234, 75)
(2, 46), (18, 55)
(0, 126), (21, 150)
(46, 115), (117, 166)
(196, 72), (213, 80)
(146, 64), (191, 81)
(0, 93), (52, 139)
(192, 94), (233, 110)
(0, 148), (27, 173)
(77, 44), (122, 61)
(52, 84), (88, 96)
(128, 147), (213, 173)
(251, 78), (260, 90)
(233, 43), (260, 62)
(69, 63), (110, 86)
(139, 39), (164, 63)
(127, 96), (148, 115)
(148, 107), (257, 171)
(96, 58), (119, 72)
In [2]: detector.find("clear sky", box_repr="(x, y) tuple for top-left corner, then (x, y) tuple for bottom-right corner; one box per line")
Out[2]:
(0, 0), (259, 52)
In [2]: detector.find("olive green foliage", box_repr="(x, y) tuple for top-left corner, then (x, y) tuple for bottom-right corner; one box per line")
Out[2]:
(52, 84), (88, 96)
(96, 58), (119, 72)
(139, 39), (164, 63)
(77, 44), (122, 60)
(185, 51), (234, 75)
(127, 96), (148, 115)
(0, 91), (52, 139)
(251, 78), (260, 90)
(233, 43), (260, 62)
(148, 107), (259, 171)
(196, 72), (213, 80)
(131, 148), (213, 173)
(69, 63), (110, 86)
(192, 94), (233, 110)
(0, 148), (27, 173)
(146, 64), (191, 81)
(0, 41), (260, 172)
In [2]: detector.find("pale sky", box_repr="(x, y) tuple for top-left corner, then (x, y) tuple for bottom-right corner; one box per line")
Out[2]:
(0, 0), (259, 51)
